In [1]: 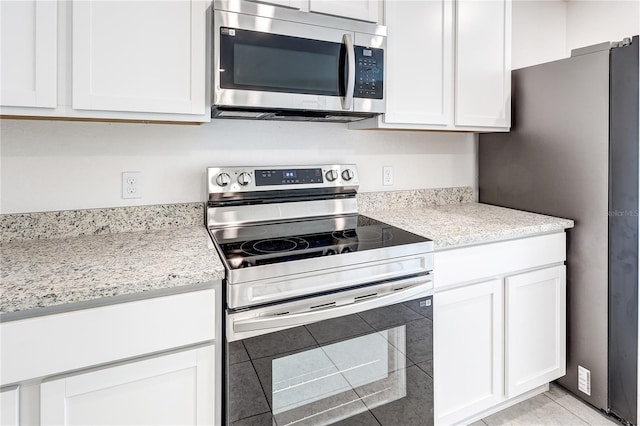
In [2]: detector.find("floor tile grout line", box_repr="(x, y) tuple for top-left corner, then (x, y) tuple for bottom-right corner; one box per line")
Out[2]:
(542, 393), (595, 425)
(546, 387), (619, 426)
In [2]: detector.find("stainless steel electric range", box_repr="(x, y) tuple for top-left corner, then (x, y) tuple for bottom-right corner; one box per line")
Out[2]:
(206, 164), (435, 426)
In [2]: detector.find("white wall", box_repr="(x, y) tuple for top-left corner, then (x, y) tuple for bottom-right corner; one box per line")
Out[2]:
(512, 0), (639, 69)
(512, 0), (568, 69)
(0, 119), (476, 214)
(567, 0), (640, 53)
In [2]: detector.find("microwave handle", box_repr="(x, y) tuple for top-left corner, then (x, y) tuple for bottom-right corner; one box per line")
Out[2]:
(341, 33), (355, 110)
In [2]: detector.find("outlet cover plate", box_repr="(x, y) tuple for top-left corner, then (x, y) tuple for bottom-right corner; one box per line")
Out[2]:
(383, 166), (393, 186)
(122, 171), (142, 199)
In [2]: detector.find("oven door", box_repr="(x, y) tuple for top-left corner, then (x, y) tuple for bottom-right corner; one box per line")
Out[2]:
(225, 276), (433, 425)
(213, 10), (385, 114)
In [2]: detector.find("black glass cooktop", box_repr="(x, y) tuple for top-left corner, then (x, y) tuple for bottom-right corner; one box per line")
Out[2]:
(211, 215), (431, 270)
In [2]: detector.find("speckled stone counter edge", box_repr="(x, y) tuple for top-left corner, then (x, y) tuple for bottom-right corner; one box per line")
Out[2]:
(357, 186), (474, 211)
(0, 202), (206, 242)
(0, 187), (473, 242)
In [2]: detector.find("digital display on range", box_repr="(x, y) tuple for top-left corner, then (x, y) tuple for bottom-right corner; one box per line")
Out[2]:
(255, 168), (323, 186)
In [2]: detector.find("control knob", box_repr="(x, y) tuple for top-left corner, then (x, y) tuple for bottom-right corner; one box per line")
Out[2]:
(325, 169), (339, 182)
(342, 169), (355, 181)
(237, 172), (252, 186)
(215, 173), (231, 187)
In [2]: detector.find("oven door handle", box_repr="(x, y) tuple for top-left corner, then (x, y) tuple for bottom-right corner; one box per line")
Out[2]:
(233, 277), (432, 334)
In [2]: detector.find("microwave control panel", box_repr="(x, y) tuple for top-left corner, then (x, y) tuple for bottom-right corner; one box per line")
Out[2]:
(355, 46), (383, 100)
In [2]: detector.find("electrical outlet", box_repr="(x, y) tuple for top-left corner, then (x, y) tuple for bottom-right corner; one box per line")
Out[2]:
(383, 166), (393, 186)
(122, 172), (142, 199)
(578, 365), (591, 395)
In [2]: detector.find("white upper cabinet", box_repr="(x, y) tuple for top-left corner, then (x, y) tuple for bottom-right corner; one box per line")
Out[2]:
(0, 0), (57, 108)
(0, 0), (209, 122)
(455, 0), (511, 127)
(309, 0), (379, 23)
(250, 0), (303, 9)
(72, 0), (206, 115)
(350, 0), (512, 132)
(383, 0), (452, 125)
(247, 0), (380, 22)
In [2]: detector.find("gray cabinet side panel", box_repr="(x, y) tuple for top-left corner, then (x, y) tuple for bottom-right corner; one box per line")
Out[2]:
(608, 35), (639, 425)
(479, 51), (611, 410)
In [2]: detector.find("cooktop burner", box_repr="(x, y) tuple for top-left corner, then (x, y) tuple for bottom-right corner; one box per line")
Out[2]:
(241, 237), (310, 255)
(212, 215), (429, 270)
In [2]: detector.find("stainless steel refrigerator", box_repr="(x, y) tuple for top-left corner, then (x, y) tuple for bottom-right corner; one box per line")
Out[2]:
(479, 36), (639, 424)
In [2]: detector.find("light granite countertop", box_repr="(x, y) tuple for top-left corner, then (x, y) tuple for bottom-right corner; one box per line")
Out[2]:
(363, 202), (574, 249)
(1, 226), (225, 316)
(0, 193), (573, 317)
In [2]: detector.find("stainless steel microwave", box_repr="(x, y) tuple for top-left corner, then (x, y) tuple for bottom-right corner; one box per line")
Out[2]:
(212, 2), (387, 122)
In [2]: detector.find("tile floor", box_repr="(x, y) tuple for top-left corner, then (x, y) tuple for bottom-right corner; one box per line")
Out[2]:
(473, 384), (621, 426)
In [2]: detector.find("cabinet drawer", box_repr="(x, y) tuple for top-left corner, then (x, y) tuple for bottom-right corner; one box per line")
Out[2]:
(434, 233), (566, 288)
(0, 289), (215, 385)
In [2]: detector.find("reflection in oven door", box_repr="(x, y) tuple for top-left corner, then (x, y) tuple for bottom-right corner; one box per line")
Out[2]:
(225, 296), (433, 426)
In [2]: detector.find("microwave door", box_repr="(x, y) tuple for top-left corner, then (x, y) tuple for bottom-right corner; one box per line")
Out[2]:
(341, 33), (356, 111)
(214, 11), (357, 112)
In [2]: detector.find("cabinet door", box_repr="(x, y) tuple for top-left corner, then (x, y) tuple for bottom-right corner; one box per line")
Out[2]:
(248, 0), (302, 9)
(72, 0), (206, 115)
(454, 0), (511, 128)
(309, 0), (379, 23)
(506, 265), (566, 397)
(0, 387), (19, 426)
(384, 0), (453, 125)
(41, 346), (215, 426)
(0, 0), (56, 108)
(434, 279), (504, 425)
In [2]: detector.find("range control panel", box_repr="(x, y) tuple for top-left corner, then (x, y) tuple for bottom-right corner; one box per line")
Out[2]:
(256, 168), (324, 186)
(355, 46), (383, 100)
(207, 165), (360, 198)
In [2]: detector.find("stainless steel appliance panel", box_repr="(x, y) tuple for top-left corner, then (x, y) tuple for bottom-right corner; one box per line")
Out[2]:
(608, 36), (639, 424)
(479, 50), (612, 410)
(214, 10), (348, 112)
(207, 164), (359, 202)
(224, 252), (433, 309)
(480, 38), (640, 423)
(213, 0), (388, 37)
(213, 11), (385, 114)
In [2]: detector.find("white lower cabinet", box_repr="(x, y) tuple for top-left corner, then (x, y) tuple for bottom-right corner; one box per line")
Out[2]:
(0, 386), (19, 426)
(41, 346), (215, 426)
(434, 279), (504, 425)
(506, 266), (566, 397)
(1, 286), (220, 426)
(433, 234), (567, 425)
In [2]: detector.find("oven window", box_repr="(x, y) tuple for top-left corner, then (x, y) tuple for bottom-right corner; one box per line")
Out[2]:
(226, 297), (433, 425)
(220, 28), (346, 97)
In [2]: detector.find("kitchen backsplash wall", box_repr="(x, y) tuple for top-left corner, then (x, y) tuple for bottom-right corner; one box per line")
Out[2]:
(0, 119), (476, 214)
(0, 187), (475, 242)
